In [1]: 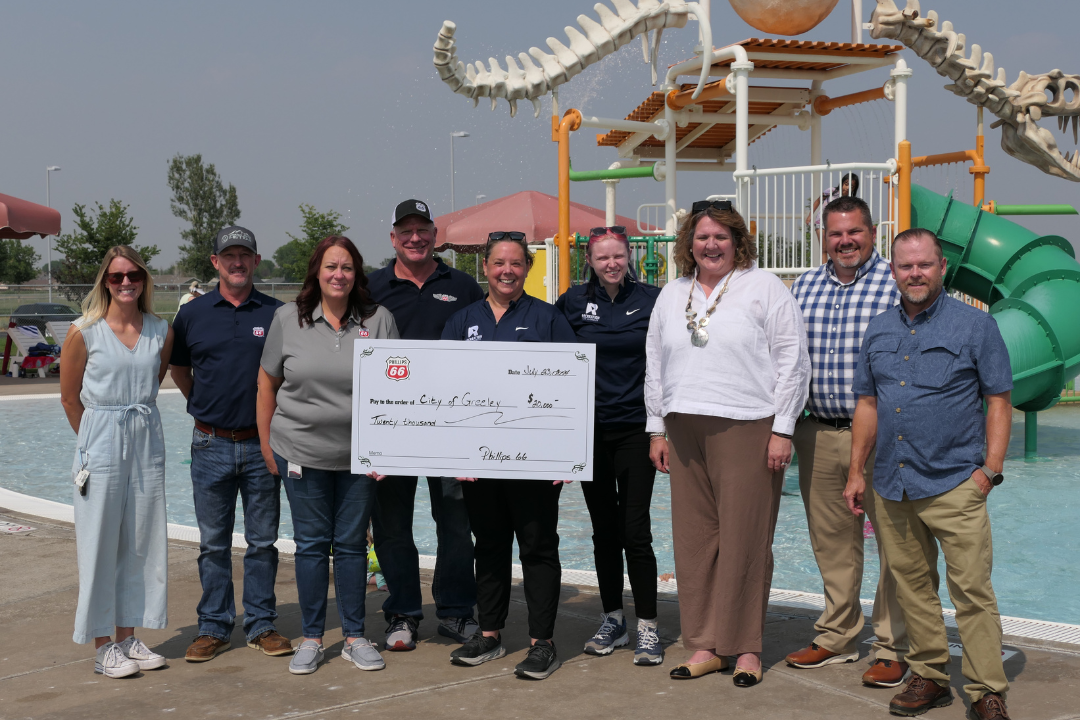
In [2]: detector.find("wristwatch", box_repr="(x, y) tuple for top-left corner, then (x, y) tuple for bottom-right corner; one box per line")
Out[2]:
(980, 465), (1004, 486)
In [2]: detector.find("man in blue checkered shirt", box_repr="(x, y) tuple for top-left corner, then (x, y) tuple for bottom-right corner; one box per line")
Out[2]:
(784, 196), (909, 688)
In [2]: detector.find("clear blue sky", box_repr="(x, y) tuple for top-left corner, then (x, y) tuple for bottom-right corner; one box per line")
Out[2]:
(4, 0), (1078, 269)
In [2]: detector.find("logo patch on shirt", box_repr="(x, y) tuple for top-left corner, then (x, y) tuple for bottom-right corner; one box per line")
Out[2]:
(432, 293), (457, 302)
(252, 326), (265, 338)
(386, 356), (410, 381)
(581, 302), (600, 322)
(467, 325), (482, 341)
(358, 328), (370, 337)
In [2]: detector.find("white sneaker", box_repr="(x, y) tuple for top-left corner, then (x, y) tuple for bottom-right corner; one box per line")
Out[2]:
(119, 636), (167, 670)
(95, 642), (140, 678)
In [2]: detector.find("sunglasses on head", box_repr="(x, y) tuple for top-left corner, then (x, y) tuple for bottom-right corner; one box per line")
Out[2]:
(589, 225), (627, 239)
(488, 231), (527, 241)
(105, 270), (145, 285)
(691, 200), (734, 215)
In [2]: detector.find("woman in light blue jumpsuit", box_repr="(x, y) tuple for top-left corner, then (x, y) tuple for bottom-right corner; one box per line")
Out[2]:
(60, 246), (174, 678)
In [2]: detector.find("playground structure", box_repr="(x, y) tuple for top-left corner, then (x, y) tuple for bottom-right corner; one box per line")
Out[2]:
(433, 0), (1080, 456)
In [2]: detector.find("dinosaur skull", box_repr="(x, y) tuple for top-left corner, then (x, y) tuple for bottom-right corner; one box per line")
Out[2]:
(870, 0), (1080, 181)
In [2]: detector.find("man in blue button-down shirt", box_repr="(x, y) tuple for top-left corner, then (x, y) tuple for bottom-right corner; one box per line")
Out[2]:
(846, 228), (1013, 719)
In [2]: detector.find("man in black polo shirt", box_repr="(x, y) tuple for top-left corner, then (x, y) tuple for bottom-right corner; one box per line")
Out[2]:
(366, 199), (483, 650)
(170, 226), (292, 663)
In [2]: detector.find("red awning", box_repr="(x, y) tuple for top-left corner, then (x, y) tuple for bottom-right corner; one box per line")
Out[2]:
(433, 190), (653, 253)
(0, 193), (61, 240)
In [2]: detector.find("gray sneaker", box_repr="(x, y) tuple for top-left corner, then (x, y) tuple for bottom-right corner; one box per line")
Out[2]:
(95, 642), (140, 679)
(119, 636), (167, 670)
(342, 637), (385, 671)
(385, 615), (419, 651)
(438, 617), (480, 644)
(288, 640), (325, 675)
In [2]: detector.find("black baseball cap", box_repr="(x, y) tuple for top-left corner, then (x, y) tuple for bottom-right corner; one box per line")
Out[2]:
(213, 225), (258, 254)
(391, 199), (434, 225)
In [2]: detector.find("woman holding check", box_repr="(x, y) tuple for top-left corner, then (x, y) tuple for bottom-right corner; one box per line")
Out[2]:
(645, 201), (809, 687)
(257, 236), (399, 676)
(439, 231), (576, 680)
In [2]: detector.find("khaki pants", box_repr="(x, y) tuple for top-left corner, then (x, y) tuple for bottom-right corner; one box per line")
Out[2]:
(793, 418), (907, 660)
(667, 414), (782, 656)
(875, 478), (1008, 704)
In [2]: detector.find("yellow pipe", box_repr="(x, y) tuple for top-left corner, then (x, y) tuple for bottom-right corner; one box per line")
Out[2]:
(556, 109), (582, 295)
(898, 140), (912, 234)
(812, 86), (887, 116)
(666, 77), (729, 111)
(970, 132), (989, 206)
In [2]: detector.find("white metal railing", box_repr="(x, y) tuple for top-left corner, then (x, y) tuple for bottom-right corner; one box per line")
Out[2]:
(636, 203), (668, 236)
(733, 161), (898, 275)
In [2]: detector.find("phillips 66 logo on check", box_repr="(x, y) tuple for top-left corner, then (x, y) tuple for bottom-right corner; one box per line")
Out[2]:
(385, 356), (410, 381)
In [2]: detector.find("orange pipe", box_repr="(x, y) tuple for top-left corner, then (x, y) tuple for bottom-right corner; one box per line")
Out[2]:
(666, 77), (728, 111)
(911, 149), (978, 168)
(812, 86), (887, 116)
(556, 109), (582, 295)
(970, 132), (989, 206)
(898, 140), (912, 234)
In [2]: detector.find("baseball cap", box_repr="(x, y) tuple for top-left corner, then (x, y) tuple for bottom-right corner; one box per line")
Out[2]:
(391, 199), (434, 225)
(213, 225), (258, 255)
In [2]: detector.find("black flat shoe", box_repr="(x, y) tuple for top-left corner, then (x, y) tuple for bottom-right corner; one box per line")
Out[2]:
(733, 666), (762, 687)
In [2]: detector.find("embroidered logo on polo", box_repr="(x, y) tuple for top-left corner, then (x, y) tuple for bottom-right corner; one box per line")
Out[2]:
(432, 293), (457, 302)
(358, 328), (370, 337)
(581, 302), (600, 322)
(467, 325), (482, 341)
(386, 356), (410, 381)
(252, 327), (265, 337)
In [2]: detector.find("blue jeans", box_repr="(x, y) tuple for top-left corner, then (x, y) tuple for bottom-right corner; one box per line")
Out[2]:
(277, 453), (375, 639)
(190, 429), (281, 642)
(372, 476), (476, 623)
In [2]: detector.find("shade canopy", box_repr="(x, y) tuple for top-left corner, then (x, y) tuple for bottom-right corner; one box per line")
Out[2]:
(0, 193), (61, 240)
(432, 190), (651, 252)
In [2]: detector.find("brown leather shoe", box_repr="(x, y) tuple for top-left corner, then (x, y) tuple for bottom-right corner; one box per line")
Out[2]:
(969, 693), (1011, 720)
(246, 630), (294, 657)
(185, 635), (231, 663)
(785, 642), (860, 669)
(863, 659), (910, 688)
(889, 673), (953, 716)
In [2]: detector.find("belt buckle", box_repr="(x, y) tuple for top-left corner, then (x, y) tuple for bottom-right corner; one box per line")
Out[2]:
(229, 429), (239, 442)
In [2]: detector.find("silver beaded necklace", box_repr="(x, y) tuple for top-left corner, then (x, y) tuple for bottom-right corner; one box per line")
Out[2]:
(685, 269), (733, 348)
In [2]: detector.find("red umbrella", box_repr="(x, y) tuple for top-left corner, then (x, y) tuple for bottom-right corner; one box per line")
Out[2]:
(0, 193), (61, 239)
(433, 190), (652, 253)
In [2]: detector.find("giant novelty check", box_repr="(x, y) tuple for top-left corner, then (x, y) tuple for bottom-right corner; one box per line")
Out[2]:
(351, 340), (596, 480)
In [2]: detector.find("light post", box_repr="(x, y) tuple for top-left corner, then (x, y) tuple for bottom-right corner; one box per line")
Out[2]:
(449, 131), (469, 212)
(475, 194), (487, 206)
(46, 166), (61, 302)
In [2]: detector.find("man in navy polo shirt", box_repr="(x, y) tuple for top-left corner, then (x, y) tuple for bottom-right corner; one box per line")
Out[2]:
(170, 226), (292, 663)
(366, 199), (483, 650)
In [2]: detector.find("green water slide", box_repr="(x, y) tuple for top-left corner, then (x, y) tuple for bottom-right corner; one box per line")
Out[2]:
(910, 184), (1080, 412)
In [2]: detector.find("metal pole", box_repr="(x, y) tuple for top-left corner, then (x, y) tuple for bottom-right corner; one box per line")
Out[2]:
(46, 169), (52, 302)
(1025, 411), (1038, 459)
(450, 134), (456, 213)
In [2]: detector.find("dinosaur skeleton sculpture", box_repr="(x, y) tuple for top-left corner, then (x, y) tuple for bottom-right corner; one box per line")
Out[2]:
(870, 0), (1080, 182)
(433, 0), (710, 118)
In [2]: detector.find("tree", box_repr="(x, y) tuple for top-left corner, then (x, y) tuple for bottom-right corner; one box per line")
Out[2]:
(0, 239), (40, 284)
(53, 200), (158, 302)
(254, 258), (277, 279)
(168, 153), (240, 280)
(273, 204), (349, 281)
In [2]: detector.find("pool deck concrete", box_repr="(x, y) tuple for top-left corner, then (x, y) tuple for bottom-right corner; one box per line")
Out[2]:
(2, 507), (1080, 720)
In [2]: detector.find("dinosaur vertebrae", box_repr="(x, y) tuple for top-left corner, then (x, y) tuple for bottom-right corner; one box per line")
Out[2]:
(870, 0), (1080, 181)
(433, 0), (689, 118)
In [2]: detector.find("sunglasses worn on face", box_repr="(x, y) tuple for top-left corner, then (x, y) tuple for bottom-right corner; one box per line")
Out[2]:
(488, 231), (527, 241)
(691, 200), (734, 215)
(105, 270), (145, 285)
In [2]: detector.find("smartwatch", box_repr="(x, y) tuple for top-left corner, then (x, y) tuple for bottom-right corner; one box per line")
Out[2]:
(980, 465), (1004, 486)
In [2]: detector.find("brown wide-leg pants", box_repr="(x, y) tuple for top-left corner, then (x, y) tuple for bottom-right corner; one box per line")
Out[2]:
(666, 413), (783, 656)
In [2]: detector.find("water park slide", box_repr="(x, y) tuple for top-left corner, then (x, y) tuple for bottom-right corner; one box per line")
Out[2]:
(910, 184), (1080, 412)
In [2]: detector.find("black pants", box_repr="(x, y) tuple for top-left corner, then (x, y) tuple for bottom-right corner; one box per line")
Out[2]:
(461, 479), (563, 640)
(581, 424), (658, 619)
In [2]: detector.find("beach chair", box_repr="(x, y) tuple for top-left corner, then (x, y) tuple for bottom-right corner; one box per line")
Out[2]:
(1, 323), (56, 378)
(45, 320), (71, 350)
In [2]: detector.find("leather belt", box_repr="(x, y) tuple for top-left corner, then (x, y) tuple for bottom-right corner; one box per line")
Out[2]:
(809, 415), (852, 429)
(194, 420), (259, 442)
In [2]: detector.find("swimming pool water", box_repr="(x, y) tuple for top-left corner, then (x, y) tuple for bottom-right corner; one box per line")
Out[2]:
(2, 392), (1077, 624)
